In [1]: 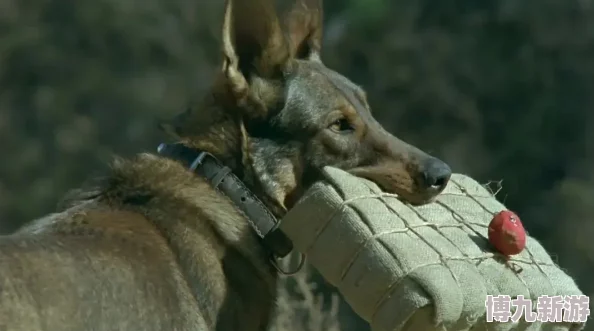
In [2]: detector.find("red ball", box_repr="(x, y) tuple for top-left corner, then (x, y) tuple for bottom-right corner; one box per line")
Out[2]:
(488, 210), (526, 256)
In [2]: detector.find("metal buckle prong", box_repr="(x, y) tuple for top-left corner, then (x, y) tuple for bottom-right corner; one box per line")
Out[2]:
(189, 152), (208, 172)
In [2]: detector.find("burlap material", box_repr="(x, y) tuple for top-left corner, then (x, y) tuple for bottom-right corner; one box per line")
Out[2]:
(280, 167), (586, 331)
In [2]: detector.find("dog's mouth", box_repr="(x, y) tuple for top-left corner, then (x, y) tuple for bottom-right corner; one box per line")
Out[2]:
(347, 166), (444, 206)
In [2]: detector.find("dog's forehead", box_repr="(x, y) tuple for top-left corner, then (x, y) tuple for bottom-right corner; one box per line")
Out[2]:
(320, 66), (371, 115)
(282, 61), (371, 124)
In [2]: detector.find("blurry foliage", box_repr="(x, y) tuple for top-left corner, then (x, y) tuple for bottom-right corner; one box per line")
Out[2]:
(272, 261), (342, 331)
(1, 0), (593, 330)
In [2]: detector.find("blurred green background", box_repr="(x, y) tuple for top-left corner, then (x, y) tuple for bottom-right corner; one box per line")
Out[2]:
(0, 0), (592, 329)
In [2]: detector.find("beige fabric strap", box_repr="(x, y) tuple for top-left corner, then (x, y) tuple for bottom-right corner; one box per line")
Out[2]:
(280, 167), (586, 331)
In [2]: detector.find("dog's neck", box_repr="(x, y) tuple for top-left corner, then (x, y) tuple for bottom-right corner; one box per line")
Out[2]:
(156, 142), (294, 258)
(162, 91), (304, 255)
(170, 92), (300, 219)
(92, 154), (279, 330)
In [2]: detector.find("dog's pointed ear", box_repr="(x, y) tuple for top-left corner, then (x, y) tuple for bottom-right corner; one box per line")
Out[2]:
(221, 0), (289, 101)
(284, 0), (324, 60)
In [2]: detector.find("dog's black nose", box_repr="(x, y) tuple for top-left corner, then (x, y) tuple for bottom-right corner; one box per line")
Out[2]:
(420, 157), (452, 191)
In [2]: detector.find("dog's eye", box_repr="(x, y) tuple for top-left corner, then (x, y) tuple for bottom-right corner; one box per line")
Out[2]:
(328, 118), (354, 133)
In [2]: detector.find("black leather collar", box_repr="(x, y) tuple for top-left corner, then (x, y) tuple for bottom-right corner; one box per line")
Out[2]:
(157, 143), (293, 258)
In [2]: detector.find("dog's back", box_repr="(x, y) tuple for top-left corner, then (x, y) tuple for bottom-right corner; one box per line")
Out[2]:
(0, 203), (208, 331)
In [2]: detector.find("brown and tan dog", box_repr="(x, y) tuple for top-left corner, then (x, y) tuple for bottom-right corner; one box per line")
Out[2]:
(0, 0), (451, 330)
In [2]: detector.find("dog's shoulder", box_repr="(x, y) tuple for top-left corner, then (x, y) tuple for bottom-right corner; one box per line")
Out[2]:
(17, 202), (161, 241)
(12, 154), (178, 251)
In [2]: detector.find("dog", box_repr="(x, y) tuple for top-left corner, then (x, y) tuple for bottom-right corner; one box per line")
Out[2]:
(0, 0), (452, 330)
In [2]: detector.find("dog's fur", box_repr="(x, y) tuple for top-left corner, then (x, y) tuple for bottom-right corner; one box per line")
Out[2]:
(0, 0), (452, 330)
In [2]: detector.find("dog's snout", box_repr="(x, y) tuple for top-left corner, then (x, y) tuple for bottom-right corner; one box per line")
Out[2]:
(420, 157), (452, 192)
